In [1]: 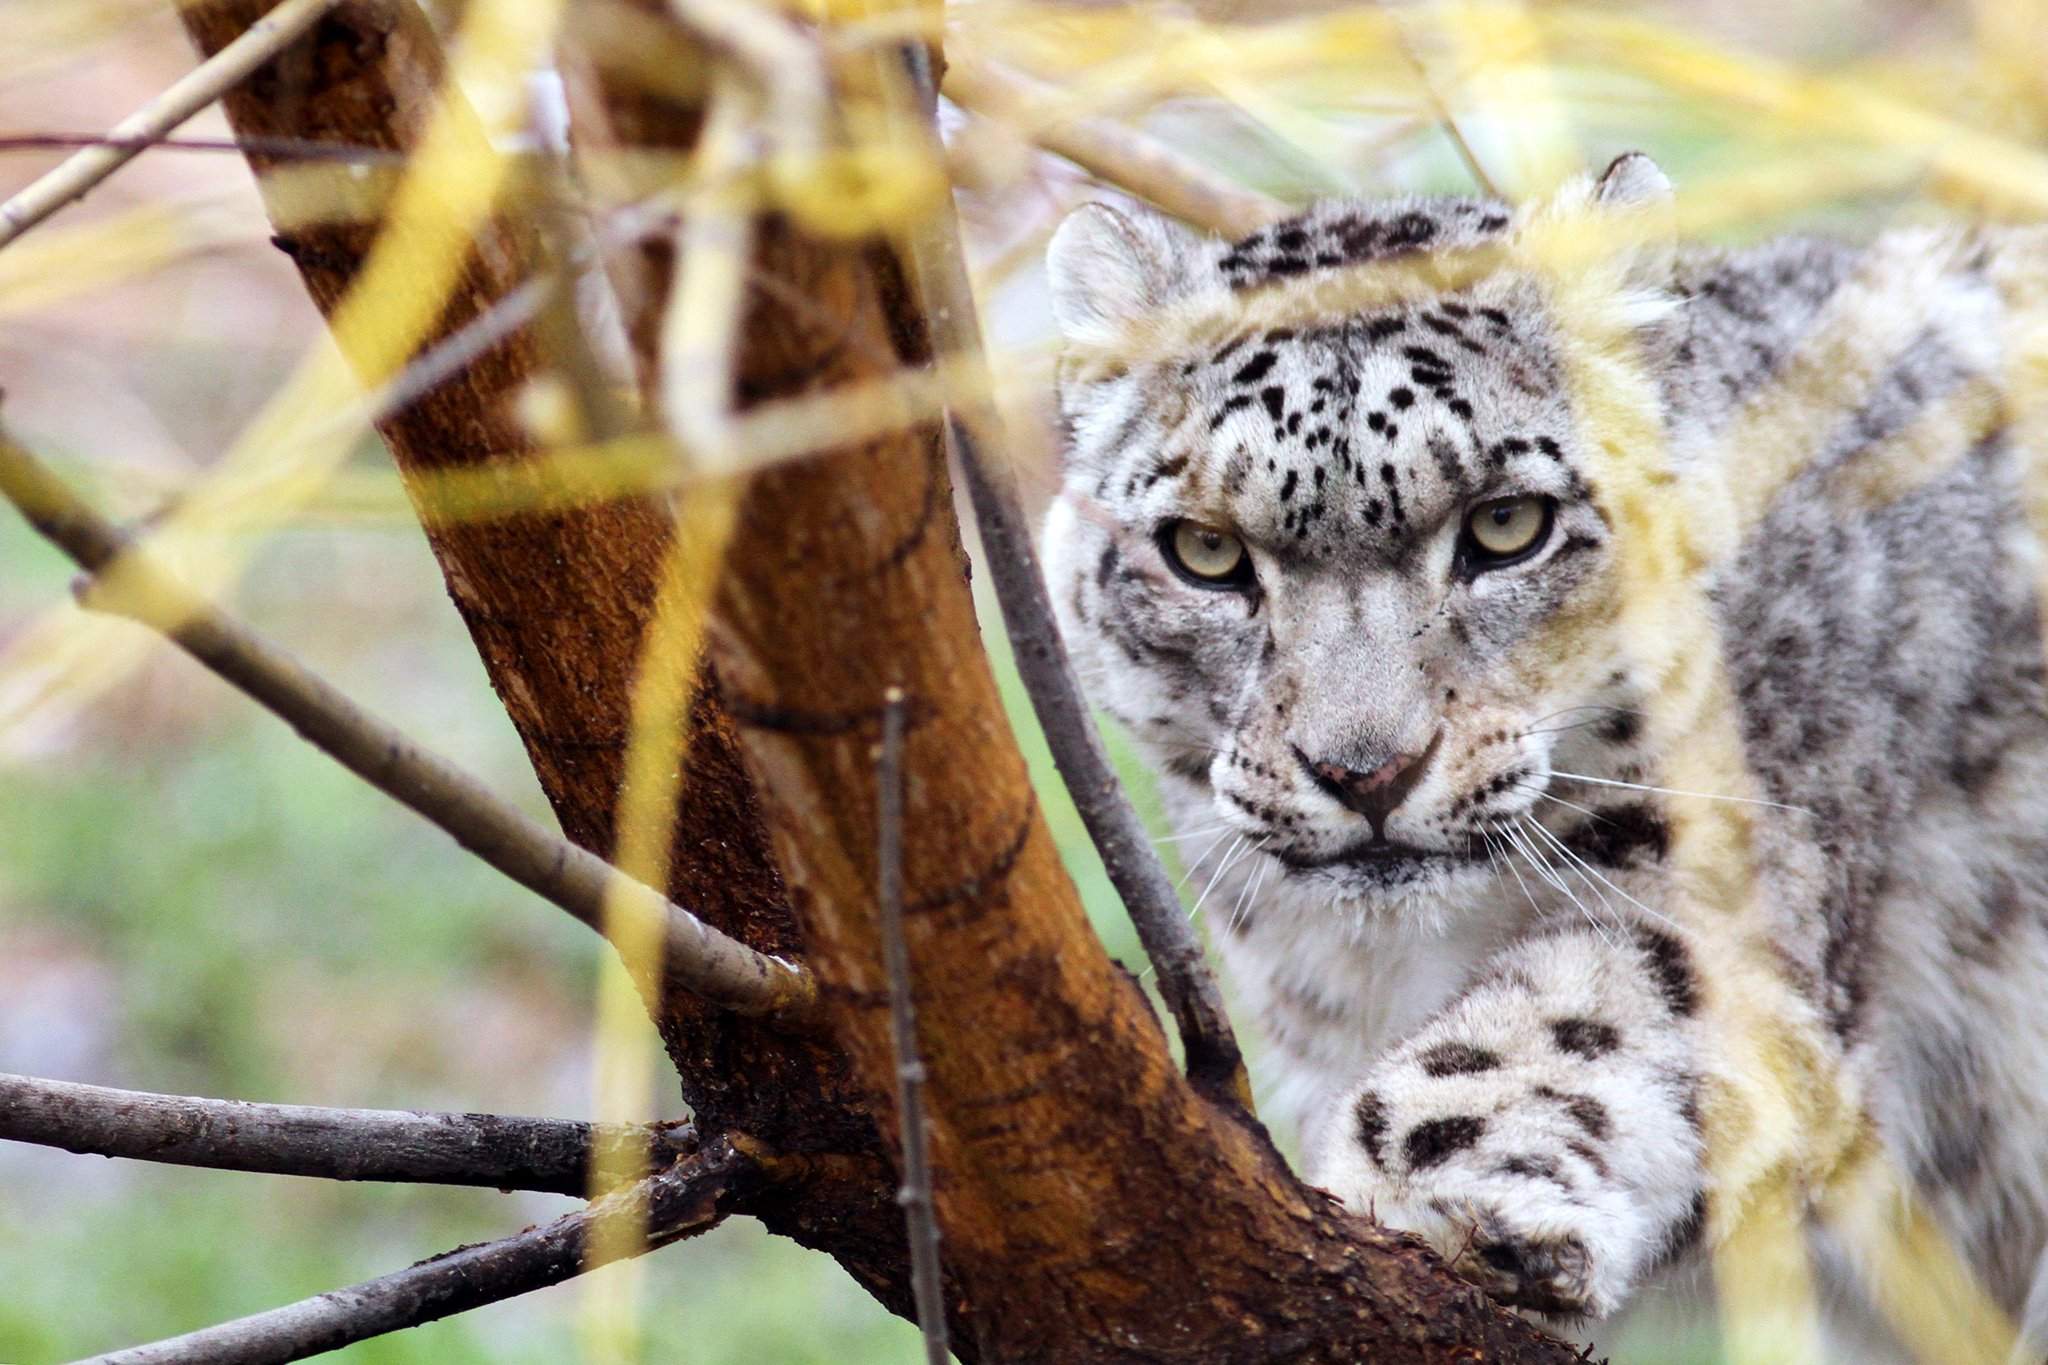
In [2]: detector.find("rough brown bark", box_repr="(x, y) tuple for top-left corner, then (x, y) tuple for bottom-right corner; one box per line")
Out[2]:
(173, 0), (920, 1321)
(702, 143), (1580, 1365)
(174, 2), (1585, 1360)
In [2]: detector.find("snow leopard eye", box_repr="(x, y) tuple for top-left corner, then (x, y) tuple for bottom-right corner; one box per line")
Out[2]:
(1161, 519), (1253, 587)
(1460, 495), (1554, 568)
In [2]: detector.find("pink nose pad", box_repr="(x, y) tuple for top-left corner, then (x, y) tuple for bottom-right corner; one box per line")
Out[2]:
(1300, 730), (1445, 839)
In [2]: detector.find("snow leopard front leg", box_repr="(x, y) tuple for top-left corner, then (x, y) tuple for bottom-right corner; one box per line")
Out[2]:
(1308, 922), (1710, 1319)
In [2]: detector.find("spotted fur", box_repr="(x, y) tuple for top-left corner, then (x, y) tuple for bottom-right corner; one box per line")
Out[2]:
(1041, 155), (2048, 1353)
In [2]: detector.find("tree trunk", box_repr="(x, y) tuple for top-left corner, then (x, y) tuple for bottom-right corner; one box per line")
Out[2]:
(174, 2), (1582, 1359)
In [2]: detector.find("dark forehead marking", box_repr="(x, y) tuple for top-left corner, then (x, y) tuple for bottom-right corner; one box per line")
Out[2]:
(1215, 197), (1513, 292)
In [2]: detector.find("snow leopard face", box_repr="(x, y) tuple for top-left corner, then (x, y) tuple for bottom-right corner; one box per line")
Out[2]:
(1042, 161), (1675, 907)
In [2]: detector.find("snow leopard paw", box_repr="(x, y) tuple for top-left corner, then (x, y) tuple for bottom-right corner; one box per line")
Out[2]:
(1313, 1041), (1702, 1319)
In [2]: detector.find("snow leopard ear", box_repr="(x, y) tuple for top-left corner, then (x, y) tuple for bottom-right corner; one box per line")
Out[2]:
(1593, 151), (1673, 211)
(1046, 202), (1206, 346)
(1592, 152), (1676, 285)
(1523, 151), (1679, 338)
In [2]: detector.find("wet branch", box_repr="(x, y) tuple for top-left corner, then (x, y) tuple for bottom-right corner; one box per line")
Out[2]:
(0, 1072), (687, 1196)
(893, 50), (1252, 1107)
(76, 1136), (754, 1365)
(0, 432), (818, 1023)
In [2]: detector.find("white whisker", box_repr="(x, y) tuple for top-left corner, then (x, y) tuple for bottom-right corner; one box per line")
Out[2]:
(1227, 849), (1272, 937)
(1174, 830), (1236, 892)
(1187, 835), (1266, 924)
(1505, 817), (1614, 947)
(1154, 822), (1233, 846)
(1549, 769), (1813, 816)
(1490, 821), (1546, 918)
(1523, 814), (1686, 938)
(1507, 780), (1605, 823)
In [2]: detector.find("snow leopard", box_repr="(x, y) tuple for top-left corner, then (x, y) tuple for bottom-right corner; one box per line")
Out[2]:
(1040, 153), (2048, 1356)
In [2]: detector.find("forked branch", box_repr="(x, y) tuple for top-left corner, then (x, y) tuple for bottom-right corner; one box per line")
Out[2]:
(77, 1137), (754, 1365)
(0, 433), (817, 1022)
(0, 1073), (687, 1196)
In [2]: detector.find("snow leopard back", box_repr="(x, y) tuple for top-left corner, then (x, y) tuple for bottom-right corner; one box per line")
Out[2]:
(1040, 157), (2048, 1354)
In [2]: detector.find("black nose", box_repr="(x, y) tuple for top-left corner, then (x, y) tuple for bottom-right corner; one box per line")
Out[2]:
(1297, 731), (1444, 840)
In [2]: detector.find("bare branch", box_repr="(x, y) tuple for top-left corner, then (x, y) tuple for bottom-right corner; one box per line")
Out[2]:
(892, 49), (1251, 1107)
(0, 1072), (686, 1196)
(0, 133), (405, 164)
(0, 0), (349, 250)
(875, 690), (951, 1364)
(0, 432), (818, 1023)
(75, 1136), (754, 1365)
(941, 53), (1286, 239)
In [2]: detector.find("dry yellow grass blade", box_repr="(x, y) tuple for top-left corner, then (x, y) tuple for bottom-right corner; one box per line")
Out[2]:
(0, 198), (249, 318)
(1820, 1144), (2020, 1365)
(1534, 9), (2048, 216)
(269, 346), (1029, 528)
(956, 0), (2048, 221)
(580, 72), (753, 1365)
(1716, 1172), (1827, 1365)
(1517, 190), (1849, 1359)
(577, 483), (740, 1365)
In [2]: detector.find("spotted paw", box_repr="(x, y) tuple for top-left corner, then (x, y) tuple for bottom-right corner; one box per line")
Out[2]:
(1456, 1208), (1599, 1316)
(1309, 1052), (1704, 1319)
(1360, 1184), (1614, 1318)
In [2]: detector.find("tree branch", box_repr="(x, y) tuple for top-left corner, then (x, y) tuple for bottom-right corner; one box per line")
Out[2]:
(74, 1136), (754, 1365)
(940, 52), (1286, 238)
(0, 0), (349, 250)
(178, 0), (921, 1340)
(876, 690), (950, 1364)
(895, 47), (1251, 1107)
(0, 432), (818, 1023)
(0, 1073), (686, 1196)
(0, 133), (405, 164)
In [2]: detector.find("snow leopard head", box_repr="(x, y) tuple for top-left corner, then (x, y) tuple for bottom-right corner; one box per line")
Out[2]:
(1041, 154), (1680, 908)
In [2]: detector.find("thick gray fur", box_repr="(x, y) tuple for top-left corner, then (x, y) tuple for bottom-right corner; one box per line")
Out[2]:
(1039, 155), (2048, 1355)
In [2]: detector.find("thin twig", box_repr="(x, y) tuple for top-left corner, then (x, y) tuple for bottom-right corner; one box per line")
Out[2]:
(0, 0), (349, 251)
(0, 133), (407, 164)
(75, 1137), (754, 1365)
(892, 49), (1251, 1109)
(0, 432), (817, 1023)
(659, 75), (756, 462)
(876, 689), (951, 1364)
(525, 110), (641, 447)
(942, 53), (1286, 239)
(0, 1073), (687, 1196)
(1384, 19), (1501, 199)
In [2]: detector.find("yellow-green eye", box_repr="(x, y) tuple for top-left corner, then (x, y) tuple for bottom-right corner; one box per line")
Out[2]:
(1463, 495), (1552, 564)
(1164, 519), (1251, 586)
